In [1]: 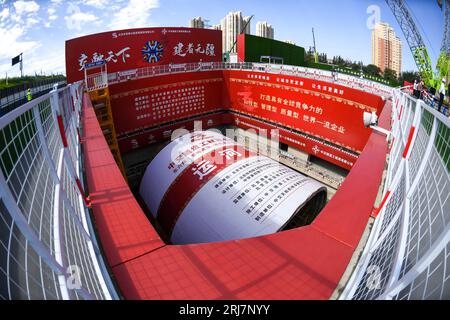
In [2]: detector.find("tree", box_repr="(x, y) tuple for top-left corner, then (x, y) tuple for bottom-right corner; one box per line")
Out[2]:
(363, 64), (382, 77)
(306, 47), (315, 63)
(350, 61), (362, 71)
(398, 71), (420, 85)
(383, 68), (398, 84)
(318, 53), (328, 63)
(332, 55), (345, 65)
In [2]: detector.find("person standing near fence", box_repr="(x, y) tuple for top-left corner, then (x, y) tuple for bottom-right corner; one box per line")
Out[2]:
(417, 80), (424, 99)
(413, 79), (418, 97)
(438, 79), (446, 114)
(447, 81), (450, 100)
(27, 88), (32, 102)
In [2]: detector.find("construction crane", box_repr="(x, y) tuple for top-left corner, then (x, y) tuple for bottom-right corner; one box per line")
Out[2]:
(312, 28), (319, 63)
(436, 0), (450, 82)
(385, 0), (449, 88)
(226, 15), (254, 61)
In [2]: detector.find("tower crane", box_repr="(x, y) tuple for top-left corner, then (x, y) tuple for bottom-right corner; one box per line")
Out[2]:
(385, 0), (449, 88)
(312, 28), (319, 63)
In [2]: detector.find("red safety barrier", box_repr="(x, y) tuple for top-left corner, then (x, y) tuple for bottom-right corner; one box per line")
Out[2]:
(56, 115), (69, 148)
(402, 126), (416, 159)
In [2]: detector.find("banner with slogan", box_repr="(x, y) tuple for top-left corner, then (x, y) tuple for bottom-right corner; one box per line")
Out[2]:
(223, 70), (385, 153)
(65, 27), (222, 83)
(109, 71), (224, 135)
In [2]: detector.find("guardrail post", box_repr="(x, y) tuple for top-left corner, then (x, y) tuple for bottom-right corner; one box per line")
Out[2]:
(50, 88), (91, 207)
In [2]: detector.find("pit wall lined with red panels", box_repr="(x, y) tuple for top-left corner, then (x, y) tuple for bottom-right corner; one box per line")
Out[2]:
(82, 88), (391, 299)
(109, 70), (385, 170)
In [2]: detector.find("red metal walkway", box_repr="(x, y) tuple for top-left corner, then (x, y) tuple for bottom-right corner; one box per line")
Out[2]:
(82, 92), (391, 299)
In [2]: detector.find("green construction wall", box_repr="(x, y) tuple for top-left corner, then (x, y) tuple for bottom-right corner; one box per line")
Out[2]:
(242, 34), (306, 66)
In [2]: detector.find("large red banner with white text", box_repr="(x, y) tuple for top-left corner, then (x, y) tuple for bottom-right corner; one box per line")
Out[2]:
(112, 69), (385, 167)
(223, 70), (385, 153)
(109, 71), (224, 135)
(65, 27), (222, 83)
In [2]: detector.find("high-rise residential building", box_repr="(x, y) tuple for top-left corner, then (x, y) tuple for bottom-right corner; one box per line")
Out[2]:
(189, 17), (205, 28)
(243, 16), (251, 34)
(371, 22), (402, 77)
(256, 21), (274, 39)
(220, 11), (252, 53)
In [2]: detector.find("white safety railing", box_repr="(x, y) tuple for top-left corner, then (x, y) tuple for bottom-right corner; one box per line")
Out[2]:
(0, 82), (118, 300)
(341, 88), (450, 300)
(99, 62), (392, 98)
(0, 81), (67, 113)
(84, 71), (108, 92)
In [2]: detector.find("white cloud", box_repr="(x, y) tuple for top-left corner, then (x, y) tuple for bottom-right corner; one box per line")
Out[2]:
(64, 4), (97, 31)
(13, 0), (40, 16)
(47, 7), (58, 22)
(109, 0), (159, 30)
(0, 24), (40, 60)
(25, 16), (39, 27)
(81, 0), (110, 9)
(23, 48), (66, 75)
(0, 8), (9, 21)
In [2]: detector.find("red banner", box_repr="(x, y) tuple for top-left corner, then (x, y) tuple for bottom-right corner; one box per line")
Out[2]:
(226, 113), (357, 170)
(112, 69), (384, 165)
(109, 71), (224, 135)
(65, 27), (222, 83)
(224, 70), (385, 153)
(117, 113), (228, 154)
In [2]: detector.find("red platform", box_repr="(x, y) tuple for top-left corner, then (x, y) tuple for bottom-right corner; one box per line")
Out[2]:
(82, 92), (391, 299)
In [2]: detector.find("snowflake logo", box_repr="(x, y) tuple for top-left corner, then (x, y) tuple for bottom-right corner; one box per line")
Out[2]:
(142, 40), (164, 63)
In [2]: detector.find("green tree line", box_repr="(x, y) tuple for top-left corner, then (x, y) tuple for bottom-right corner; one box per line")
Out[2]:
(0, 74), (66, 90)
(306, 49), (420, 87)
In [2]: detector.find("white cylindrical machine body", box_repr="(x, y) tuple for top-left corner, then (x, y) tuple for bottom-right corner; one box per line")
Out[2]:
(140, 130), (327, 244)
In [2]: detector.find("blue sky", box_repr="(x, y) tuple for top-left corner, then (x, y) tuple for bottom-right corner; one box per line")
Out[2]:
(0, 0), (445, 78)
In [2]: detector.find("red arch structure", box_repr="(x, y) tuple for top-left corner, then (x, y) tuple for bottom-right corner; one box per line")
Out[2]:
(82, 76), (391, 299)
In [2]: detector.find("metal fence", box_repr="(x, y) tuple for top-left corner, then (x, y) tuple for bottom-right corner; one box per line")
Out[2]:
(341, 88), (450, 300)
(90, 61), (392, 98)
(0, 82), (117, 300)
(0, 79), (67, 117)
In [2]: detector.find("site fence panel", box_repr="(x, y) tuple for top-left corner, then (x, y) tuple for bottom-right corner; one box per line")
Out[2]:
(0, 83), (117, 300)
(341, 89), (450, 300)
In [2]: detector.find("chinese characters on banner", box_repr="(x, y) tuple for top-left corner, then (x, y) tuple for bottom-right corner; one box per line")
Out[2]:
(78, 47), (131, 71)
(110, 75), (223, 135)
(226, 70), (386, 152)
(211, 157), (308, 223)
(192, 160), (217, 180)
(241, 92), (346, 135)
(134, 86), (206, 122)
(65, 28), (222, 82)
(173, 43), (216, 57)
(166, 134), (234, 175)
(233, 115), (357, 169)
(78, 42), (215, 71)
